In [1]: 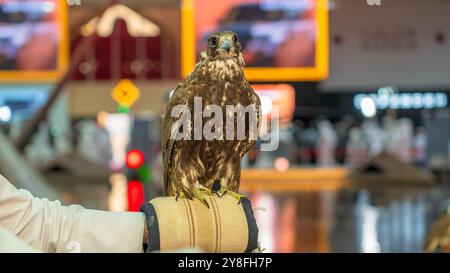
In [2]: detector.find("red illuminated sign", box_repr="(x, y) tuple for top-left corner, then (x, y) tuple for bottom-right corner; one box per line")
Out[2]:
(127, 180), (144, 212)
(125, 149), (145, 169)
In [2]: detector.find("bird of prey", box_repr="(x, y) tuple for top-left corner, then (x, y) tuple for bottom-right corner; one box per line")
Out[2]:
(162, 31), (261, 206)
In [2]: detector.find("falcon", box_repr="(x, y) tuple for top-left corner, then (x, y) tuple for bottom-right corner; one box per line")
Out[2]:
(162, 31), (261, 206)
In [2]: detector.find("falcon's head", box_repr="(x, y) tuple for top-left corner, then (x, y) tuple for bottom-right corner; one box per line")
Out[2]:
(206, 31), (242, 60)
(199, 31), (245, 80)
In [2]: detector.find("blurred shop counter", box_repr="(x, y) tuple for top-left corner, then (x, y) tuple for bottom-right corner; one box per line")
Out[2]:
(240, 167), (349, 193)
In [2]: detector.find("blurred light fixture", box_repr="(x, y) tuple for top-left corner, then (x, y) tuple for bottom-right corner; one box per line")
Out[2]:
(377, 86), (396, 98)
(42, 1), (55, 13)
(0, 106), (12, 123)
(252, 84), (296, 123)
(354, 92), (448, 110)
(423, 93), (435, 108)
(274, 157), (290, 172)
(126, 149), (145, 169)
(360, 97), (377, 118)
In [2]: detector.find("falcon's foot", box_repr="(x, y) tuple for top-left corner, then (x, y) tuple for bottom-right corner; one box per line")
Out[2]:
(175, 191), (186, 201)
(193, 184), (212, 208)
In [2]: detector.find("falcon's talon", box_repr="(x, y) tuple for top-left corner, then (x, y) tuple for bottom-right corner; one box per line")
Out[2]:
(229, 191), (246, 204)
(193, 186), (212, 208)
(213, 190), (227, 198)
(213, 187), (228, 198)
(175, 191), (186, 201)
(216, 187), (245, 204)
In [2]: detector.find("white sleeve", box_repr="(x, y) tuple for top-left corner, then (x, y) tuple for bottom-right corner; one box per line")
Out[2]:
(0, 226), (39, 253)
(0, 174), (145, 253)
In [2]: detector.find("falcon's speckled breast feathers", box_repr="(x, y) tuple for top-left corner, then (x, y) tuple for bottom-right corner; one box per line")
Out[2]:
(162, 31), (261, 202)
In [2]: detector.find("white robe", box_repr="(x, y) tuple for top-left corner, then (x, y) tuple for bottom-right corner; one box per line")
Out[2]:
(0, 175), (145, 253)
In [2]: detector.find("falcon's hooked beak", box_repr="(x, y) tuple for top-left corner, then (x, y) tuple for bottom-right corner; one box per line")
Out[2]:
(220, 40), (232, 53)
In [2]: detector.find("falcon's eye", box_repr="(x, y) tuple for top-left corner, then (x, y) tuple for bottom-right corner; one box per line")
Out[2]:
(232, 34), (238, 44)
(209, 37), (218, 48)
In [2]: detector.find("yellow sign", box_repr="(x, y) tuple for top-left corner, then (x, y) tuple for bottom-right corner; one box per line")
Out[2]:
(111, 79), (141, 107)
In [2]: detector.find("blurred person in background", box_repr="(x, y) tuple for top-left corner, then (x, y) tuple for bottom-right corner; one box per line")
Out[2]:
(397, 118), (414, 162)
(413, 126), (427, 167)
(75, 119), (112, 167)
(362, 119), (383, 158)
(301, 121), (318, 165)
(346, 122), (367, 166)
(292, 119), (305, 164)
(335, 116), (353, 164)
(316, 119), (337, 166)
